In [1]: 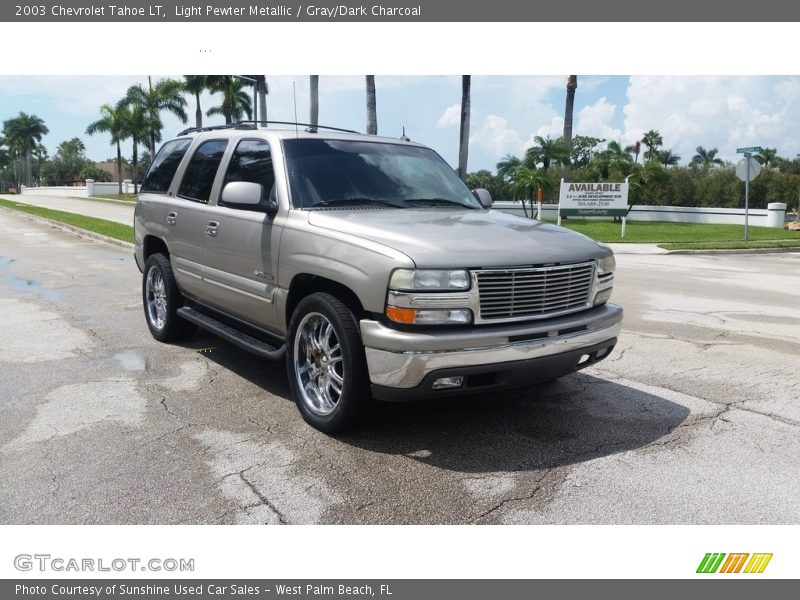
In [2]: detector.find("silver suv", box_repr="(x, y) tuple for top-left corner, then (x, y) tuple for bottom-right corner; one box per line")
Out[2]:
(134, 122), (622, 432)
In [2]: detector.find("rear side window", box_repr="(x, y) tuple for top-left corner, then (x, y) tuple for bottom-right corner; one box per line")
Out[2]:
(141, 138), (191, 193)
(177, 139), (228, 203)
(220, 139), (276, 210)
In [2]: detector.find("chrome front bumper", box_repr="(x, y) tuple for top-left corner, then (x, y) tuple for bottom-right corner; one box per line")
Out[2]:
(361, 303), (622, 389)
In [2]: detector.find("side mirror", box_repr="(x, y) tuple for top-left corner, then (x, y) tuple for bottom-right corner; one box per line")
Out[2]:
(221, 181), (263, 206)
(472, 188), (493, 208)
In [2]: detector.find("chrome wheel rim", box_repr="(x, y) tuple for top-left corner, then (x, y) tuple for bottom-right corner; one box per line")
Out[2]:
(294, 312), (344, 416)
(145, 266), (168, 331)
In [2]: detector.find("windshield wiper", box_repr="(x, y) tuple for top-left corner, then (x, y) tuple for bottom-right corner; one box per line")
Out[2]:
(404, 197), (475, 208)
(312, 197), (404, 209)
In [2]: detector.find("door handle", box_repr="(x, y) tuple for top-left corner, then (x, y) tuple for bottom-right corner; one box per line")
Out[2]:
(166, 211), (177, 226)
(206, 221), (219, 237)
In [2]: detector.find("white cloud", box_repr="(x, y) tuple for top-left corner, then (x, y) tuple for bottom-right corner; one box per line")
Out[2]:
(436, 104), (461, 128)
(535, 116), (563, 140)
(469, 114), (525, 159)
(576, 97), (621, 140)
(621, 76), (800, 163)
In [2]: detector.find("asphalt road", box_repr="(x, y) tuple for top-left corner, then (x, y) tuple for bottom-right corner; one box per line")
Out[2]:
(0, 209), (798, 524)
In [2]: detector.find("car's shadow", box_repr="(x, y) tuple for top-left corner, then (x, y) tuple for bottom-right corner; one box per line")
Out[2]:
(181, 332), (689, 473)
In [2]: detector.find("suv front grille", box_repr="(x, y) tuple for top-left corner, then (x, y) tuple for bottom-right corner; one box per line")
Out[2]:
(476, 262), (595, 322)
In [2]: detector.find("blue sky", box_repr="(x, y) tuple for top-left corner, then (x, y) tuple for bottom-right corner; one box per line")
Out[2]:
(2, 75), (798, 171)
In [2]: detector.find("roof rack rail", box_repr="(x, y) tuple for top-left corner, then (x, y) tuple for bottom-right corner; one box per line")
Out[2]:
(177, 120), (359, 136)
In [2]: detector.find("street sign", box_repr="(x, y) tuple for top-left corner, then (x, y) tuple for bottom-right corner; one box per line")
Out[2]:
(737, 146), (762, 154)
(735, 157), (762, 182)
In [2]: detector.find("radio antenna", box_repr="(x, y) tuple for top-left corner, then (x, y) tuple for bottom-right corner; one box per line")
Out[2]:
(292, 82), (299, 137)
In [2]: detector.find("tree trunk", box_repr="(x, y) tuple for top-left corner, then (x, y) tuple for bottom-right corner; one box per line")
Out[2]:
(148, 75), (157, 156)
(116, 141), (123, 195)
(458, 75), (471, 181)
(25, 142), (32, 187)
(132, 139), (139, 194)
(195, 91), (202, 129)
(256, 76), (268, 124)
(309, 75), (319, 128)
(561, 75), (577, 181)
(365, 75), (377, 135)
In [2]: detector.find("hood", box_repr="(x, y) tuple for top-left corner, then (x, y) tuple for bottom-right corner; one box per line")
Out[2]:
(307, 208), (608, 268)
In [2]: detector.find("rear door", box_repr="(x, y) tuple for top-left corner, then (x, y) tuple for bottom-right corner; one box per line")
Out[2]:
(201, 138), (282, 331)
(171, 138), (229, 299)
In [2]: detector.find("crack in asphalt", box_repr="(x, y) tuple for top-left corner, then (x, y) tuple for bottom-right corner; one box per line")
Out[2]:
(470, 470), (553, 524)
(238, 472), (287, 524)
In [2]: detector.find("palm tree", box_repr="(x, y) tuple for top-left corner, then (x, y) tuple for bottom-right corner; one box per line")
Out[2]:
(561, 75), (577, 180)
(32, 143), (48, 185)
(122, 104), (149, 193)
(512, 166), (552, 217)
(755, 147), (778, 170)
(588, 141), (632, 180)
(496, 154), (521, 182)
(206, 76), (253, 124)
(641, 130), (663, 162)
(691, 146), (724, 169)
(366, 75), (377, 135)
(86, 102), (129, 194)
(524, 136), (570, 170)
(183, 75), (211, 129)
(658, 149), (681, 167)
(2, 112), (49, 187)
(123, 76), (188, 156)
(458, 75), (471, 181)
(625, 140), (642, 163)
(309, 75), (319, 129)
(253, 76), (269, 123)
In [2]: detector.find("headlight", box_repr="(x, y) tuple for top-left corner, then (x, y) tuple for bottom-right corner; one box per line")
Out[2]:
(594, 253), (615, 306)
(389, 269), (470, 291)
(597, 254), (615, 275)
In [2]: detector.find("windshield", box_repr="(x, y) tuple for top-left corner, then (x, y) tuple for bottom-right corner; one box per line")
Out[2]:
(282, 138), (481, 209)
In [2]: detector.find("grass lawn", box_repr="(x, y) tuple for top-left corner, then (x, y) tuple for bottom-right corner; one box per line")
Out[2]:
(0, 198), (134, 244)
(550, 219), (800, 247)
(88, 193), (138, 203)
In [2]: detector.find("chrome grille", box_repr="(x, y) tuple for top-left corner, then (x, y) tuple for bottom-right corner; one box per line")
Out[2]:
(476, 262), (595, 322)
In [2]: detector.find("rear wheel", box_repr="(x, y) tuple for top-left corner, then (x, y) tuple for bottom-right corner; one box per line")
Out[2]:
(142, 253), (196, 342)
(287, 293), (370, 432)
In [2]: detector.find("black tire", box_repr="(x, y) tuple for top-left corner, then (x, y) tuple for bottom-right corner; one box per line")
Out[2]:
(142, 253), (196, 342)
(286, 292), (371, 433)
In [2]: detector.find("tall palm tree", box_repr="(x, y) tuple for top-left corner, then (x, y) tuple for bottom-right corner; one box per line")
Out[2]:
(206, 76), (253, 124)
(86, 102), (129, 194)
(641, 129), (663, 162)
(366, 75), (377, 135)
(254, 75), (269, 123)
(32, 143), (48, 185)
(691, 146), (724, 169)
(458, 75), (471, 181)
(2, 112), (49, 186)
(123, 76), (188, 156)
(512, 166), (552, 217)
(524, 136), (570, 170)
(755, 147), (778, 170)
(625, 140), (641, 163)
(561, 75), (577, 180)
(309, 75), (319, 128)
(122, 104), (149, 193)
(658, 149), (681, 167)
(183, 75), (211, 129)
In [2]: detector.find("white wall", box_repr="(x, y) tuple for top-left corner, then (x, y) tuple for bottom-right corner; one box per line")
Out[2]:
(493, 202), (787, 228)
(20, 179), (134, 198)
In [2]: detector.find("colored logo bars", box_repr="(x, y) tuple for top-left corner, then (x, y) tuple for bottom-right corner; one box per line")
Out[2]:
(696, 553), (773, 574)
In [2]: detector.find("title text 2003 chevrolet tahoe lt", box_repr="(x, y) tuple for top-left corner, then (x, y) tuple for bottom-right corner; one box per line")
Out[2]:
(134, 123), (622, 432)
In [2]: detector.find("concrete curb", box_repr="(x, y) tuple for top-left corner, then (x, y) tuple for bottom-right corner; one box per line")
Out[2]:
(665, 246), (800, 255)
(86, 196), (138, 206)
(0, 206), (134, 251)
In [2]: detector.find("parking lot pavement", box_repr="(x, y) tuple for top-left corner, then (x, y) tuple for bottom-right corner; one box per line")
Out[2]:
(0, 209), (798, 525)
(0, 194), (134, 226)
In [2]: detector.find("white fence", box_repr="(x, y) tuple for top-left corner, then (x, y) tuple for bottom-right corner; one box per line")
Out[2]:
(20, 179), (134, 198)
(493, 201), (788, 228)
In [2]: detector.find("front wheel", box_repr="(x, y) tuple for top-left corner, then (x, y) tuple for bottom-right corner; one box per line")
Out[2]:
(286, 293), (371, 432)
(142, 253), (195, 342)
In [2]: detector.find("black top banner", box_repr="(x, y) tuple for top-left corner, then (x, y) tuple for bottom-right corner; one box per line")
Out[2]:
(5, 0), (800, 22)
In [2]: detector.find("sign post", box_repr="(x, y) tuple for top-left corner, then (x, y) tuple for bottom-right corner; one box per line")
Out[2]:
(558, 180), (631, 237)
(736, 147), (764, 243)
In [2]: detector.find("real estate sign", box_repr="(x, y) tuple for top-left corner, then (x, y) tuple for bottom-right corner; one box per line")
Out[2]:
(559, 181), (630, 217)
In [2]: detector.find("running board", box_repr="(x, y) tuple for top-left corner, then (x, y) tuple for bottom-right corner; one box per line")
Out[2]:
(177, 307), (286, 360)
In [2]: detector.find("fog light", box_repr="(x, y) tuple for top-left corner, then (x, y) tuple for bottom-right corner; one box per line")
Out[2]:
(432, 376), (464, 390)
(593, 288), (613, 305)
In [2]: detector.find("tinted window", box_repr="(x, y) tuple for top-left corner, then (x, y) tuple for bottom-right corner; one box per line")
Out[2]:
(221, 139), (276, 210)
(141, 138), (191, 193)
(177, 139), (228, 203)
(282, 139), (479, 209)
